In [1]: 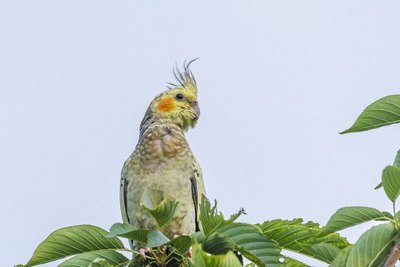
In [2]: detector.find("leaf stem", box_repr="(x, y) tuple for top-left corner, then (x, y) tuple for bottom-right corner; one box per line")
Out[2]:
(116, 247), (155, 259)
(393, 202), (399, 230)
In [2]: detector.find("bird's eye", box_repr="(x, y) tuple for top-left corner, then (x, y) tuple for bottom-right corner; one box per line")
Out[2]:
(175, 93), (184, 100)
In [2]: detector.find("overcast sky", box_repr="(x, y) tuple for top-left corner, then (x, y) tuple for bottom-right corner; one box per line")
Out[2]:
(2, 1), (400, 266)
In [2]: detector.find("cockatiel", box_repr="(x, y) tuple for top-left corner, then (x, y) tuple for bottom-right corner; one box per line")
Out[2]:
(120, 61), (205, 241)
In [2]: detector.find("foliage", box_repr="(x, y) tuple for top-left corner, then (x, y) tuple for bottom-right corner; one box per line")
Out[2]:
(340, 94), (400, 134)
(18, 94), (400, 266)
(259, 218), (348, 264)
(22, 225), (128, 267)
(191, 243), (242, 267)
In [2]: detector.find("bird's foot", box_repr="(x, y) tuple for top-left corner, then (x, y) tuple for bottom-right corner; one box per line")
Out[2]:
(139, 247), (151, 258)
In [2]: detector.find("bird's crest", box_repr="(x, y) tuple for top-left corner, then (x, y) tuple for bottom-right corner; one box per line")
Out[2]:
(167, 59), (198, 93)
(139, 59), (200, 135)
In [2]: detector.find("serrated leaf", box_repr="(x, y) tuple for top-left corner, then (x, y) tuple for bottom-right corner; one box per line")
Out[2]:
(341, 94), (400, 134)
(321, 206), (392, 235)
(330, 246), (351, 267)
(259, 219), (348, 264)
(24, 225), (125, 267)
(59, 251), (129, 267)
(199, 195), (244, 236)
(346, 223), (397, 267)
(140, 190), (179, 228)
(191, 243), (242, 267)
(217, 222), (284, 267)
(382, 165), (400, 203)
(199, 197), (282, 266)
(169, 235), (192, 255)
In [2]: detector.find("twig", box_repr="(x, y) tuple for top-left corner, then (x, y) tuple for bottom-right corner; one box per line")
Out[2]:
(384, 237), (400, 267)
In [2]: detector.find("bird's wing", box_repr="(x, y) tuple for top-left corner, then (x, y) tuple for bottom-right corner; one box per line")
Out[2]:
(120, 156), (139, 249)
(190, 176), (199, 231)
(120, 157), (132, 224)
(192, 158), (205, 231)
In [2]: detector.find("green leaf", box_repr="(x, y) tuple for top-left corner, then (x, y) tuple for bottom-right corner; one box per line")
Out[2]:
(321, 206), (393, 235)
(341, 94), (400, 134)
(259, 219), (349, 264)
(108, 223), (170, 247)
(284, 257), (310, 267)
(217, 222), (284, 267)
(24, 225), (125, 267)
(202, 232), (235, 255)
(191, 243), (242, 267)
(393, 150), (400, 167)
(199, 197), (282, 266)
(87, 258), (113, 267)
(330, 246), (351, 267)
(375, 151), (400, 190)
(169, 235), (192, 255)
(346, 223), (397, 267)
(146, 230), (170, 247)
(374, 182), (383, 190)
(303, 243), (340, 263)
(108, 223), (148, 244)
(191, 231), (205, 243)
(141, 190), (179, 228)
(382, 165), (400, 202)
(107, 222), (136, 236)
(59, 251), (129, 267)
(199, 195), (245, 236)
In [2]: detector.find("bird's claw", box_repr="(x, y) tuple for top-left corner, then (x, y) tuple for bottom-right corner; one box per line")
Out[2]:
(139, 247), (151, 258)
(187, 246), (193, 258)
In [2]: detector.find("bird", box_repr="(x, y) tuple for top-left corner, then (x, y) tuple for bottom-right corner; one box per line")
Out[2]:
(120, 60), (205, 243)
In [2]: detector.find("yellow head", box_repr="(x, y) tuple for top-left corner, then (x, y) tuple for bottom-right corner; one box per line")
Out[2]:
(141, 60), (200, 132)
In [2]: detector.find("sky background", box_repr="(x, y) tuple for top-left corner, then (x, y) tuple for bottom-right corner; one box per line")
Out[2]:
(1, 1), (400, 266)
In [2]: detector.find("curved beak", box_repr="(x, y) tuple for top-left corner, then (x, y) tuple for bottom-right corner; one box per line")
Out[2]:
(191, 101), (200, 120)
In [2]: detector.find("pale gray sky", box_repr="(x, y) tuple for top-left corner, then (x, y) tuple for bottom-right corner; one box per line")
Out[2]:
(2, 1), (400, 266)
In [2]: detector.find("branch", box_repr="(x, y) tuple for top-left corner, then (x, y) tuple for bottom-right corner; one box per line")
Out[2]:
(384, 236), (400, 267)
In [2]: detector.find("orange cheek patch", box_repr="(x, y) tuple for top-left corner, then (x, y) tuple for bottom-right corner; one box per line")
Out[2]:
(157, 98), (175, 112)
